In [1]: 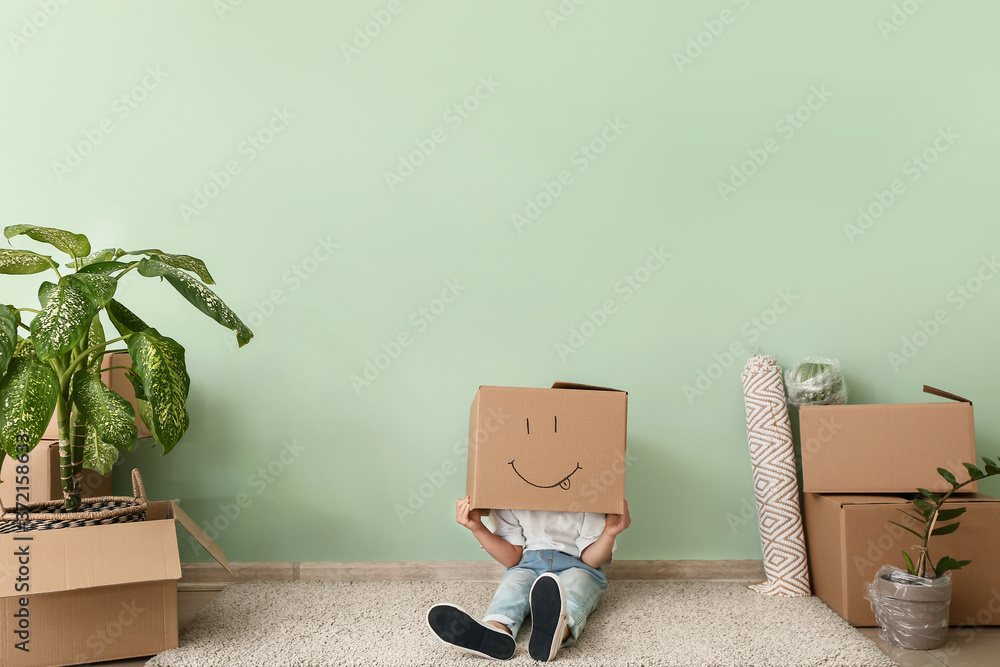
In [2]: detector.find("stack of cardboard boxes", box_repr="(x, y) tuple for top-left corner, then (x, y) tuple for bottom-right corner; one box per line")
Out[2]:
(800, 387), (1000, 627)
(0, 352), (229, 667)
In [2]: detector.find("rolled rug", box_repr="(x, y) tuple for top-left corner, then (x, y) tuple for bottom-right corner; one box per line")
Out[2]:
(741, 355), (811, 597)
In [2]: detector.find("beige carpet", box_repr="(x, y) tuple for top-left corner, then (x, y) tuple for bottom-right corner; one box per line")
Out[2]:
(146, 580), (894, 666)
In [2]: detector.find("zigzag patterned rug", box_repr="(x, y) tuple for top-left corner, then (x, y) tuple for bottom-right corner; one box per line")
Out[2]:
(743, 355), (811, 597)
(146, 580), (894, 666)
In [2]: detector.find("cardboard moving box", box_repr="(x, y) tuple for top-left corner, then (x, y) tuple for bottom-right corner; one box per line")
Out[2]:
(804, 492), (1000, 627)
(0, 499), (229, 667)
(467, 382), (627, 514)
(0, 441), (112, 507)
(799, 386), (977, 494)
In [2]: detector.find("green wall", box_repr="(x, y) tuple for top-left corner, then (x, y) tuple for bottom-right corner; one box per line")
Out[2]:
(2, 1), (998, 563)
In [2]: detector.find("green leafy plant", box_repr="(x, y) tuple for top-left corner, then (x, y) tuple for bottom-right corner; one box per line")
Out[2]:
(890, 457), (1000, 579)
(0, 225), (252, 511)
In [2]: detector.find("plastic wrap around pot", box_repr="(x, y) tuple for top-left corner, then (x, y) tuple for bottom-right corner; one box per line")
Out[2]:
(785, 356), (848, 406)
(866, 565), (952, 650)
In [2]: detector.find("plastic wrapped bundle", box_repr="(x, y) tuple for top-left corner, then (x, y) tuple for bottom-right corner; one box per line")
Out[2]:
(866, 565), (952, 650)
(785, 356), (848, 406)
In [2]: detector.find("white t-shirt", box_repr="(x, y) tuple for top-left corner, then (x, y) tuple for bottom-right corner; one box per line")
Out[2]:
(489, 509), (615, 567)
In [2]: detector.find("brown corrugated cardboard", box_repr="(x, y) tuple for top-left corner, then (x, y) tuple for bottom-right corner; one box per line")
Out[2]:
(799, 388), (977, 494)
(804, 492), (1000, 627)
(0, 442), (111, 507)
(42, 351), (150, 440)
(467, 383), (627, 514)
(0, 499), (229, 666)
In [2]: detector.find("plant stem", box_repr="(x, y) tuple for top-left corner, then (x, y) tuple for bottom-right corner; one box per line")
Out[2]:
(57, 392), (81, 511)
(63, 334), (131, 384)
(917, 477), (978, 578)
(46, 257), (62, 280)
(114, 262), (141, 279)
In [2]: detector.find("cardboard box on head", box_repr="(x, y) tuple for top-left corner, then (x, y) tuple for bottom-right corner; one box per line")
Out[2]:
(467, 382), (627, 515)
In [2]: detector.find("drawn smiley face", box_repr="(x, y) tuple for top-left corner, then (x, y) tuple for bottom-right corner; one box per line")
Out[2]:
(507, 415), (582, 491)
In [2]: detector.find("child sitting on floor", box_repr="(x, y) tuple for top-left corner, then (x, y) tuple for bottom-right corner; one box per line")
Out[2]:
(427, 496), (630, 662)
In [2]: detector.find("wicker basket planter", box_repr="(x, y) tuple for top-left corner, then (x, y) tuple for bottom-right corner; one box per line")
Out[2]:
(0, 468), (147, 534)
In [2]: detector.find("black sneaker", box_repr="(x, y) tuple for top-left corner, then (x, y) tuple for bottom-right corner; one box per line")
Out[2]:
(426, 603), (516, 660)
(528, 573), (568, 662)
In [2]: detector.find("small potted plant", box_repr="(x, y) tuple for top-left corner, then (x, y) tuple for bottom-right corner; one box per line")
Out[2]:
(0, 225), (252, 519)
(867, 457), (1000, 650)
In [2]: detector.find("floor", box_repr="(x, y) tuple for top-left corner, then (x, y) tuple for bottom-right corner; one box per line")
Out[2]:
(91, 590), (999, 667)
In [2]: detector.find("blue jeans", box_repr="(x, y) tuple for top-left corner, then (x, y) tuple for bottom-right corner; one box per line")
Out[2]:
(483, 550), (607, 647)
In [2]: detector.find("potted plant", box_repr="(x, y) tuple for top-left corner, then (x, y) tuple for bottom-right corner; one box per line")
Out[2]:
(0, 225), (252, 514)
(867, 457), (1000, 650)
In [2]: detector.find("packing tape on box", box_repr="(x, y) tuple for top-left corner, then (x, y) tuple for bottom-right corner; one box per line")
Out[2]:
(742, 355), (811, 597)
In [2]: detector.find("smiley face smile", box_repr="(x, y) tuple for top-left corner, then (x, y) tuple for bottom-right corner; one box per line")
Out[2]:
(508, 460), (582, 490)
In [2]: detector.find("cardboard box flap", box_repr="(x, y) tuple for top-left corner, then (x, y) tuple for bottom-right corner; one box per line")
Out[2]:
(168, 501), (231, 574)
(923, 385), (972, 404)
(1, 519), (180, 598)
(550, 382), (625, 393)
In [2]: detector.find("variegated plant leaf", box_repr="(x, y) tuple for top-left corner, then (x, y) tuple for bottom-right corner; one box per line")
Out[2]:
(0, 306), (16, 378)
(136, 398), (156, 444)
(31, 278), (97, 361)
(106, 299), (149, 337)
(127, 329), (189, 454)
(137, 258), (252, 347)
(67, 247), (116, 269)
(71, 370), (137, 450)
(0, 349), (59, 458)
(0, 248), (52, 275)
(82, 424), (120, 475)
(5, 225), (90, 258)
(67, 272), (116, 308)
(78, 261), (131, 276)
(86, 316), (106, 375)
(125, 249), (215, 284)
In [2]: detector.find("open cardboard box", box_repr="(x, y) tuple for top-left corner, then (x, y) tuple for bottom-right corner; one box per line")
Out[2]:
(804, 492), (1000, 627)
(0, 441), (112, 508)
(467, 382), (628, 514)
(799, 386), (977, 494)
(0, 499), (229, 666)
(42, 351), (151, 440)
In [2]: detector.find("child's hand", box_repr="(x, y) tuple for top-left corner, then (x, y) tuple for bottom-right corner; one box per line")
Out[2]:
(604, 499), (631, 537)
(456, 496), (484, 532)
